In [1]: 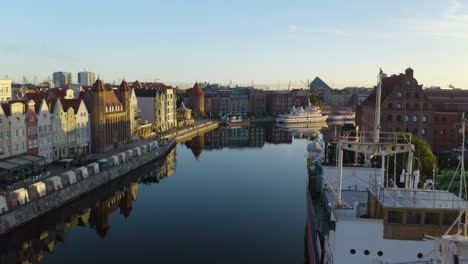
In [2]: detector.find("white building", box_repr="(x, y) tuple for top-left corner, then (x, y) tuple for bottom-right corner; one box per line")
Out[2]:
(61, 99), (90, 156)
(51, 100), (67, 160)
(0, 78), (12, 102)
(134, 82), (177, 133)
(78, 71), (96, 86)
(0, 105), (11, 158)
(129, 88), (139, 136)
(6, 102), (26, 156)
(36, 99), (53, 163)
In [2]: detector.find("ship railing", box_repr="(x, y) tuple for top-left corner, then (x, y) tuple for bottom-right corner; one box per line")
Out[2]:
(368, 176), (467, 210)
(341, 131), (412, 145)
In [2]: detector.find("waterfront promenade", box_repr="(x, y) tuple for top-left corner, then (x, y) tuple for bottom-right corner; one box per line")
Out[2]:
(0, 120), (220, 235)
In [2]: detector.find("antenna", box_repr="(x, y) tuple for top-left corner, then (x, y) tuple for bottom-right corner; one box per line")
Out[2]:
(460, 112), (466, 198)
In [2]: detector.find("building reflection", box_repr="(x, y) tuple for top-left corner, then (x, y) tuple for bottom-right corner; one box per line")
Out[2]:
(0, 149), (177, 264)
(185, 125), (296, 158)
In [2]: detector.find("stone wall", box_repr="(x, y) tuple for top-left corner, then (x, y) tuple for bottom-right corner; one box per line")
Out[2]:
(0, 139), (176, 235)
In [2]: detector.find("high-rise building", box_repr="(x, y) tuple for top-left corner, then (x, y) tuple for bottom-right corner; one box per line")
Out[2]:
(0, 78), (12, 102)
(53, 72), (72, 88)
(78, 71), (96, 86)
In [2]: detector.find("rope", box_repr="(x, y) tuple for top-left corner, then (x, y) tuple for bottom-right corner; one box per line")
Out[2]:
(446, 161), (461, 192)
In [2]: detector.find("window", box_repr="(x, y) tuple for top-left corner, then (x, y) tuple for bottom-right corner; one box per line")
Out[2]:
(425, 213), (440, 225)
(414, 103), (419, 109)
(396, 103), (402, 109)
(407, 211), (422, 224)
(388, 211), (403, 224)
(413, 115), (418, 122)
(405, 103), (409, 109)
(396, 92), (402, 97)
(443, 213), (458, 226)
(388, 103), (393, 109)
(387, 115), (393, 121)
(442, 116), (446, 122)
(414, 92), (419, 98)
(441, 130), (446, 135)
(412, 128), (417, 135)
(421, 128), (426, 135)
(404, 115), (409, 122)
(422, 115), (428, 123)
(396, 115), (402, 121)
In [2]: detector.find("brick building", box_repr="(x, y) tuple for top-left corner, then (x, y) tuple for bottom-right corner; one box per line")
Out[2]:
(85, 79), (131, 153)
(357, 68), (468, 153)
(266, 92), (293, 115)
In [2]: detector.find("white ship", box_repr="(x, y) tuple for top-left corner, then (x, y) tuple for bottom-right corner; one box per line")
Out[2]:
(276, 103), (327, 124)
(305, 69), (468, 264)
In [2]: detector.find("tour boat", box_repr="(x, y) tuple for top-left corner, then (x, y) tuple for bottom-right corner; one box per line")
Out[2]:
(276, 104), (327, 124)
(304, 69), (468, 264)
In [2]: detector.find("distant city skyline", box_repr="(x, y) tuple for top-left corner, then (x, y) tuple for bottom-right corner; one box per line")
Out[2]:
(1, 0), (467, 89)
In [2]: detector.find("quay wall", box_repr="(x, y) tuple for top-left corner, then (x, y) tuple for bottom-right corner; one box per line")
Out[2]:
(0, 139), (176, 235)
(162, 121), (219, 142)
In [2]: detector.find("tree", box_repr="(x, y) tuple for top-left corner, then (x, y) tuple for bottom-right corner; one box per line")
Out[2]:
(410, 135), (438, 179)
(384, 134), (438, 185)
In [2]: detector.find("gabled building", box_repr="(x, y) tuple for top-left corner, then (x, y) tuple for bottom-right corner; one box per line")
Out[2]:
(50, 99), (68, 160)
(85, 79), (131, 153)
(356, 67), (468, 152)
(3, 102), (27, 156)
(61, 99), (90, 156)
(25, 100), (39, 155)
(0, 105), (10, 158)
(36, 98), (53, 163)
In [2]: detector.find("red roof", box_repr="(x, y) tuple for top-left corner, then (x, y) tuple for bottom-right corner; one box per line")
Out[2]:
(186, 82), (204, 96)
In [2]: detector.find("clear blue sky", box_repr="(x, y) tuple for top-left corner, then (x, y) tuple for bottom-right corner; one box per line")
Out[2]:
(1, 0), (467, 88)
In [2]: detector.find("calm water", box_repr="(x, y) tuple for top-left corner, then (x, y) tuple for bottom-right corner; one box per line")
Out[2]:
(0, 124), (325, 264)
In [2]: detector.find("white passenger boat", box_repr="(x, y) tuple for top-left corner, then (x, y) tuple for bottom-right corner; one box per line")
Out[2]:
(276, 103), (327, 124)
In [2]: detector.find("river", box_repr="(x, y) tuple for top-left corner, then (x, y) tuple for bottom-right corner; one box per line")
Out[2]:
(0, 124), (334, 264)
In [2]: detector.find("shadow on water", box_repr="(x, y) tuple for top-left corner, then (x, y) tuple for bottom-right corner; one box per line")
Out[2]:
(0, 148), (176, 264)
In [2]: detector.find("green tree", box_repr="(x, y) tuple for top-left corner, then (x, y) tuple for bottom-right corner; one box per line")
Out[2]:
(384, 135), (438, 185)
(410, 135), (438, 179)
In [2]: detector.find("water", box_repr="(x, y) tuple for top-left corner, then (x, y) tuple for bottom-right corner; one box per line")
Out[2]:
(0, 124), (324, 264)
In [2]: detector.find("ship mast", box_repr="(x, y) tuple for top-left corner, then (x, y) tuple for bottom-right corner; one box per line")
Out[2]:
(460, 112), (466, 198)
(374, 68), (383, 144)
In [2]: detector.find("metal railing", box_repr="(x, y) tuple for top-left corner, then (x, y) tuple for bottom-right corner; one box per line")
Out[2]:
(342, 131), (412, 145)
(368, 174), (467, 210)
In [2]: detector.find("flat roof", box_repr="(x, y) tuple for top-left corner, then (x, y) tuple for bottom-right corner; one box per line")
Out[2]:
(0, 154), (46, 171)
(374, 188), (468, 210)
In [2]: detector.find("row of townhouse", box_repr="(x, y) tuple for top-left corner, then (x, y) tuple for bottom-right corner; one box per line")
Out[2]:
(0, 96), (91, 163)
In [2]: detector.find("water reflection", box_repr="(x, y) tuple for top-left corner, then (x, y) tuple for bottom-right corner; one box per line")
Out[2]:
(0, 148), (176, 264)
(184, 124), (327, 158)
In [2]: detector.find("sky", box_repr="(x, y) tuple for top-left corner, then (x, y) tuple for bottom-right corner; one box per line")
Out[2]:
(1, 0), (468, 89)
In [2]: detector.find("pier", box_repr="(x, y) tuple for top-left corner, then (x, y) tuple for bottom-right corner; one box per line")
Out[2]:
(0, 138), (176, 235)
